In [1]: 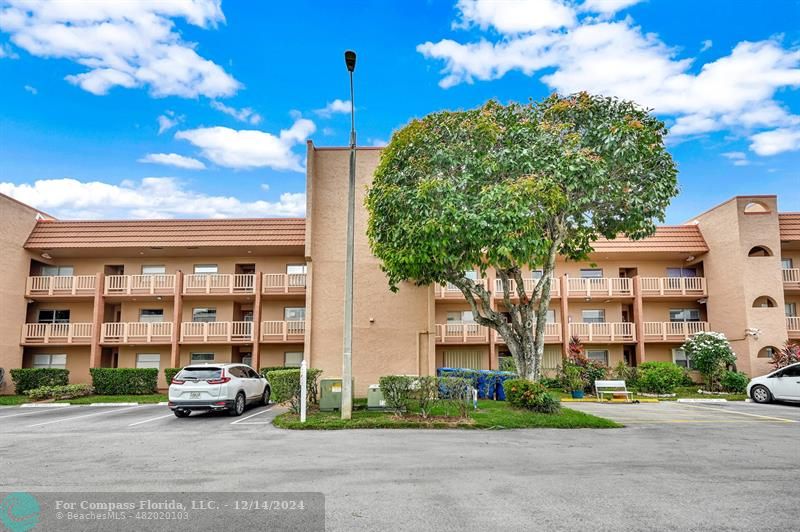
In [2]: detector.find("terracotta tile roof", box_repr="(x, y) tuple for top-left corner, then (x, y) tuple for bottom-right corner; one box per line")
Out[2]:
(779, 213), (800, 241)
(592, 225), (708, 253)
(24, 218), (305, 249)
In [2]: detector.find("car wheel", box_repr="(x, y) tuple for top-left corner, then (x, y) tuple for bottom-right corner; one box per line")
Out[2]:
(260, 386), (271, 406)
(230, 392), (246, 416)
(751, 385), (772, 404)
(174, 409), (190, 418)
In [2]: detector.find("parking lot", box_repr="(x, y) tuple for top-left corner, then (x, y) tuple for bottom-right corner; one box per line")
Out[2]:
(1, 400), (798, 531)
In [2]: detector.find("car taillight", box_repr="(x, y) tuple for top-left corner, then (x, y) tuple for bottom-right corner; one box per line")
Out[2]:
(171, 378), (185, 385)
(206, 377), (231, 385)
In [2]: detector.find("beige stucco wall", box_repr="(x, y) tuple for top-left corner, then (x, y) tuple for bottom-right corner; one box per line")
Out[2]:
(22, 346), (91, 386)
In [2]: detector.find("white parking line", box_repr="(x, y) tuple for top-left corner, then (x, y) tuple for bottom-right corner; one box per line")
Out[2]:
(0, 406), (78, 420)
(680, 403), (797, 423)
(128, 413), (174, 427)
(230, 407), (273, 425)
(26, 406), (142, 427)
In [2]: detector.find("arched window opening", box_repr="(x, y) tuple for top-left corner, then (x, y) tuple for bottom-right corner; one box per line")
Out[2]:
(757, 346), (779, 358)
(748, 246), (773, 257)
(744, 201), (770, 214)
(752, 296), (777, 308)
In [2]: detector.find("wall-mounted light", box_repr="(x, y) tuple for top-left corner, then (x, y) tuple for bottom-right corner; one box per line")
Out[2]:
(697, 298), (708, 304)
(40, 253), (52, 260)
(685, 255), (695, 262)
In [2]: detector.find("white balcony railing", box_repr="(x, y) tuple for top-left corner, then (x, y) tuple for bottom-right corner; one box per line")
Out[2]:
(435, 323), (489, 343)
(640, 277), (707, 297)
(493, 278), (560, 299)
(643, 321), (709, 341)
(783, 269), (800, 289)
(180, 321), (253, 343)
(22, 322), (93, 344)
(567, 277), (633, 298)
(569, 322), (635, 342)
(105, 274), (176, 296)
(493, 322), (562, 344)
(787, 317), (800, 336)
(262, 273), (307, 294)
(183, 274), (255, 295)
(26, 275), (96, 297)
(436, 279), (488, 299)
(102, 322), (173, 344)
(261, 320), (306, 342)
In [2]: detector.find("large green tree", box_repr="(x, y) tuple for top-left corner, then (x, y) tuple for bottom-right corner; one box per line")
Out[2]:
(366, 93), (678, 380)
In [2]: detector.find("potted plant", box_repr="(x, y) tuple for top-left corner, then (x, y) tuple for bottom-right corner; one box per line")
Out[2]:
(564, 365), (585, 399)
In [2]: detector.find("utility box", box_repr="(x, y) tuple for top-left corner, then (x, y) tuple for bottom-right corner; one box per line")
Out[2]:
(319, 378), (354, 411)
(367, 384), (387, 410)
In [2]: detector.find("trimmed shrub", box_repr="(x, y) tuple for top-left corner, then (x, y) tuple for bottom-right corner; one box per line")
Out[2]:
(411, 376), (439, 419)
(259, 366), (289, 376)
(438, 376), (472, 418)
(503, 379), (560, 414)
(164, 368), (181, 386)
(637, 362), (685, 394)
(10, 368), (69, 394)
(378, 375), (414, 415)
(721, 370), (749, 394)
(89, 368), (158, 395)
(266, 368), (322, 413)
(26, 384), (92, 401)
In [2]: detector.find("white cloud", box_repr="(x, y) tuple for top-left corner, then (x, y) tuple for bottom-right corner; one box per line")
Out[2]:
(418, 1), (800, 154)
(700, 39), (713, 52)
(23, 84), (36, 94)
(0, 177), (306, 219)
(175, 118), (316, 171)
(0, 0), (240, 98)
(369, 138), (388, 147)
(157, 110), (183, 134)
(210, 100), (262, 124)
(454, 0), (575, 33)
(749, 128), (800, 156)
(579, 0), (642, 16)
(138, 153), (206, 170)
(721, 151), (749, 166)
(0, 41), (18, 58)
(260, 183), (270, 191)
(315, 99), (351, 118)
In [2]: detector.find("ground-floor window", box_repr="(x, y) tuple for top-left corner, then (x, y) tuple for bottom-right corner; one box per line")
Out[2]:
(240, 352), (253, 366)
(672, 348), (695, 369)
(191, 353), (214, 363)
(32, 354), (67, 368)
(284, 352), (303, 367)
(135, 353), (161, 369)
(586, 350), (609, 365)
(443, 350), (482, 369)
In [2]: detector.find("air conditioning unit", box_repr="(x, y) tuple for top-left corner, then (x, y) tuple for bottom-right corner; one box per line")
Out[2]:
(319, 378), (354, 411)
(367, 384), (387, 410)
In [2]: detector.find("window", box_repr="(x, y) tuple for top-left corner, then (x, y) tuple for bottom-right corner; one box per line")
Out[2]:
(284, 307), (306, 321)
(41, 265), (74, 276)
(545, 309), (556, 323)
(191, 353), (214, 362)
(669, 308), (701, 322)
(757, 346), (778, 359)
(139, 309), (164, 323)
(743, 201), (770, 213)
(447, 311), (475, 323)
(135, 354), (160, 369)
(586, 350), (608, 365)
(747, 246), (773, 257)
(782, 258), (794, 269)
(193, 264), (218, 274)
(666, 267), (697, 278)
(286, 264), (307, 275)
(192, 308), (216, 322)
(672, 348), (695, 369)
(443, 350), (482, 369)
(285, 352), (303, 367)
(241, 310), (254, 322)
(32, 354), (66, 369)
(580, 268), (603, 278)
(142, 265), (166, 275)
(240, 353), (253, 367)
(786, 303), (798, 317)
(37, 309), (70, 324)
(752, 296), (777, 308)
(776, 365), (800, 378)
(228, 366), (246, 378)
(462, 270), (479, 281)
(581, 310), (605, 323)
(531, 270), (544, 280)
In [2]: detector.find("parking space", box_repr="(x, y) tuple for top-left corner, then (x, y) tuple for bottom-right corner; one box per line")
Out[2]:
(568, 400), (800, 425)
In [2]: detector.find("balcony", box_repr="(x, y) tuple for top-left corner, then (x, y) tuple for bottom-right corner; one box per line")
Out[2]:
(494, 322), (562, 344)
(262, 273), (307, 295)
(22, 323), (93, 345)
(493, 278), (560, 299)
(567, 277), (633, 298)
(261, 320), (305, 342)
(435, 280), (488, 300)
(105, 274), (176, 296)
(783, 269), (800, 291)
(643, 321), (709, 342)
(182, 274), (255, 295)
(640, 277), (707, 297)
(569, 322), (635, 342)
(435, 323), (489, 344)
(25, 275), (96, 297)
(181, 321), (253, 343)
(787, 317), (800, 339)
(102, 322), (173, 344)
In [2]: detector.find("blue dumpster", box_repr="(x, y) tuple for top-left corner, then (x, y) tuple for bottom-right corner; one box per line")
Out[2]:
(494, 371), (516, 401)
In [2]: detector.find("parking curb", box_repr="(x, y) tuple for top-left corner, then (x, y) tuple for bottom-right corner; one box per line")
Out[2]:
(20, 403), (71, 408)
(86, 402), (140, 407)
(677, 398), (728, 403)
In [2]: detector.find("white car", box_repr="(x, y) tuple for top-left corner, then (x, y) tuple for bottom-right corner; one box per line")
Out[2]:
(747, 362), (800, 404)
(168, 363), (270, 417)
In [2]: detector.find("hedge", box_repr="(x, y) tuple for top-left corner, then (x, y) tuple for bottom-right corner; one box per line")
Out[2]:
(259, 366), (289, 377)
(503, 379), (560, 413)
(10, 368), (69, 394)
(164, 368), (181, 386)
(636, 362), (686, 394)
(266, 368), (322, 413)
(26, 384), (92, 401)
(89, 368), (159, 395)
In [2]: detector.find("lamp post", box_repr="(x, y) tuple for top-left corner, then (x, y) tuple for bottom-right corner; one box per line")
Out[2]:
(341, 50), (357, 420)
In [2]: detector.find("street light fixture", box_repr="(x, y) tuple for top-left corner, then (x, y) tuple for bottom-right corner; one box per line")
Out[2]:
(341, 50), (357, 420)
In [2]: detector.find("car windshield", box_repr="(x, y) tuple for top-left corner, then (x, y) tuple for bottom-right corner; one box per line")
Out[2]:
(177, 367), (222, 381)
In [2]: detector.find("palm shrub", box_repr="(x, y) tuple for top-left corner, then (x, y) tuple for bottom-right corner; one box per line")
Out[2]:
(637, 362), (685, 394)
(681, 332), (737, 391)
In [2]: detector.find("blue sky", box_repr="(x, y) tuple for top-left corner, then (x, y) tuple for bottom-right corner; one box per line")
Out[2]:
(0, 0), (798, 223)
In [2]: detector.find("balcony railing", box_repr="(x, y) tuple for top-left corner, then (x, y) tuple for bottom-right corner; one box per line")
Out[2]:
(102, 322), (173, 344)
(569, 322), (635, 342)
(181, 321), (253, 343)
(493, 278), (560, 299)
(183, 274), (255, 295)
(435, 279), (488, 299)
(26, 275), (96, 297)
(263, 273), (307, 294)
(783, 269), (800, 290)
(435, 323), (489, 344)
(640, 277), (707, 297)
(261, 320), (306, 342)
(787, 317), (800, 337)
(643, 321), (709, 341)
(493, 322), (562, 344)
(105, 274), (176, 296)
(21, 322), (93, 344)
(567, 277), (633, 298)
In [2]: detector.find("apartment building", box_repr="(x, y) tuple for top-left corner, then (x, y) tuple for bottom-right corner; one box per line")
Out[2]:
(1, 142), (798, 395)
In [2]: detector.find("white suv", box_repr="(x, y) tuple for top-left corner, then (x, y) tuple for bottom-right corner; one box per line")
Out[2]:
(168, 363), (270, 418)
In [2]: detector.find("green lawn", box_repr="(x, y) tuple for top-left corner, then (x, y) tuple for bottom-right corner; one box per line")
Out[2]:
(549, 386), (747, 402)
(56, 394), (167, 404)
(273, 399), (621, 430)
(0, 395), (29, 406)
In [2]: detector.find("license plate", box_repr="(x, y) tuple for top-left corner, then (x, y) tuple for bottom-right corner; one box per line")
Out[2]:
(190, 392), (201, 399)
